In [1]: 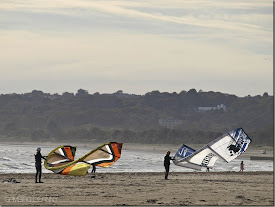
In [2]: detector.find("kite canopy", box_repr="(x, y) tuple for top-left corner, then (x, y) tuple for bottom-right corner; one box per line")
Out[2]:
(173, 128), (252, 170)
(44, 142), (123, 176)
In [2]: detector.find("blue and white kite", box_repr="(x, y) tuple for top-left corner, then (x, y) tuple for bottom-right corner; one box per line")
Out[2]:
(173, 128), (252, 170)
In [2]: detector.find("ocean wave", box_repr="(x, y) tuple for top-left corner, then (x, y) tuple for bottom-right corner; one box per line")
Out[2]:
(0, 157), (11, 162)
(21, 163), (33, 167)
(2, 163), (22, 169)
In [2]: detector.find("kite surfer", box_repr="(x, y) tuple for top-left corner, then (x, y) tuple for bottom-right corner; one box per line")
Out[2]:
(34, 147), (46, 183)
(240, 161), (244, 172)
(164, 151), (174, 180)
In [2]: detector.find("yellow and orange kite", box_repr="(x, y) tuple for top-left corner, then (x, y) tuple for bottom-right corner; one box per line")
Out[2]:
(44, 142), (123, 176)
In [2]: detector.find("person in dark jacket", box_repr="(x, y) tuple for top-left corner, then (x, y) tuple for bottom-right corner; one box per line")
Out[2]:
(164, 151), (174, 180)
(34, 147), (46, 183)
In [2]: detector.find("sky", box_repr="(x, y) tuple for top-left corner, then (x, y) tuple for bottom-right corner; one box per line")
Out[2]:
(0, 0), (273, 97)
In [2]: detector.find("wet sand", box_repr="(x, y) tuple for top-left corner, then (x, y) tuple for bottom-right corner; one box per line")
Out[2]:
(0, 171), (273, 206)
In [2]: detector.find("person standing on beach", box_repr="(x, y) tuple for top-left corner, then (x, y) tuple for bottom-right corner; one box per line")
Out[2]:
(240, 161), (244, 172)
(90, 164), (97, 178)
(92, 164), (96, 173)
(34, 147), (46, 183)
(164, 151), (174, 180)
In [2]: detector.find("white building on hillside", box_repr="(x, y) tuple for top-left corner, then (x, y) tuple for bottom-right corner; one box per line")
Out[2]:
(159, 117), (183, 129)
(198, 104), (226, 112)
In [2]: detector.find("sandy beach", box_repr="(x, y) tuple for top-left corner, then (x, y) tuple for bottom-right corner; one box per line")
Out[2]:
(0, 171), (273, 206)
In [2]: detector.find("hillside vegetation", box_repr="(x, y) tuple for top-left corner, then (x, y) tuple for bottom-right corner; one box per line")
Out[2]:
(0, 89), (273, 145)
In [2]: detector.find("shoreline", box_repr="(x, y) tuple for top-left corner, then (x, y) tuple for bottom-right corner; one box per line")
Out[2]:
(0, 169), (274, 175)
(0, 171), (274, 175)
(1, 171), (273, 206)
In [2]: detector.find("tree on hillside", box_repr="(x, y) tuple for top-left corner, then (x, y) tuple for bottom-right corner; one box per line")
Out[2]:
(76, 89), (89, 96)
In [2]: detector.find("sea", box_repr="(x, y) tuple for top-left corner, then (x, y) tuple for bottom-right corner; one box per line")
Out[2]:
(0, 143), (273, 174)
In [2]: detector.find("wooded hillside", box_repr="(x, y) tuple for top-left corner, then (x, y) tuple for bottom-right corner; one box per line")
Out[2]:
(0, 89), (273, 145)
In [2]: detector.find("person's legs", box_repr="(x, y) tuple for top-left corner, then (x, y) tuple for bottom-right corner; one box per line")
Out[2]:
(35, 166), (39, 183)
(92, 166), (96, 173)
(165, 165), (169, 179)
(38, 165), (42, 183)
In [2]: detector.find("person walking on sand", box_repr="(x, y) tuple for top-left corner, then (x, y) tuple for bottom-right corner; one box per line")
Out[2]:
(240, 161), (244, 172)
(164, 151), (174, 180)
(34, 147), (46, 183)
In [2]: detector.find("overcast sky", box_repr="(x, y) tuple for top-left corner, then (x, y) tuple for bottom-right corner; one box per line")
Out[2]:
(0, 0), (273, 97)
